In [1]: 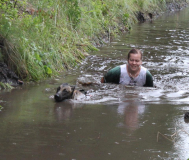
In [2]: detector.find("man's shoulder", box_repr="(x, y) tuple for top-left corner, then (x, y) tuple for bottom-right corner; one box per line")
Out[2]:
(144, 69), (153, 87)
(110, 65), (121, 73)
(146, 69), (153, 77)
(104, 65), (121, 84)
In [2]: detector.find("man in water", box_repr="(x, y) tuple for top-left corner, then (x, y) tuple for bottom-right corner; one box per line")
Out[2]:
(101, 48), (153, 87)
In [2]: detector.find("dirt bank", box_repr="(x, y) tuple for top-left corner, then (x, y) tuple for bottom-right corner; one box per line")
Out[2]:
(136, 1), (188, 23)
(0, 1), (188, 88)
(93, 1), (188, 48)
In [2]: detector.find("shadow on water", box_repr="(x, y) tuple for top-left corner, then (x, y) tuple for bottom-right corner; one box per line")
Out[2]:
(1, 8), (189, 160)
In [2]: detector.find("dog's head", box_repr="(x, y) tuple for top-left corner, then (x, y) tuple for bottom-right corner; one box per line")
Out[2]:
(54, 83), (75, 102)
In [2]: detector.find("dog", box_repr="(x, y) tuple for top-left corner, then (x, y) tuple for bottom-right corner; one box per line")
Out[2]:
(54, 83), (87, 102)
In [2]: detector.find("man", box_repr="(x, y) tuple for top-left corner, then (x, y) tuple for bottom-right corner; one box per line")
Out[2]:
(101, 48), (153, 87)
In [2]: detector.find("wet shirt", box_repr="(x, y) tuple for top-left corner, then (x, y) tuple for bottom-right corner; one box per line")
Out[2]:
(120, 64), (147, 86)
(103, 64), (153, 87)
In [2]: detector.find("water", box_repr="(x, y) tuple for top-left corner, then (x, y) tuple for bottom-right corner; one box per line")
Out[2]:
(1, 8), (189, 160)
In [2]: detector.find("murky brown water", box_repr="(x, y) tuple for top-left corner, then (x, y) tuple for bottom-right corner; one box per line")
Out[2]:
(1, 8), (189, 160)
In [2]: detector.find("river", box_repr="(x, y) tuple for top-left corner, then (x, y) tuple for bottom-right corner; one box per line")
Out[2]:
(0, 7), (189, 160)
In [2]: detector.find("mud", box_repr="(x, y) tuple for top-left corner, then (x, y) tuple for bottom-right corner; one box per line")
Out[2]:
(0, 62), (23, 86)
(1, 7), (189, 160)
(93, 1), (189, 47)
(0, 1), (188, 87)
(137, 1), (189, 23)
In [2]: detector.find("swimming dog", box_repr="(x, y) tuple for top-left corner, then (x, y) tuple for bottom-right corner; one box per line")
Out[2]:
(54, 83), (87, 102)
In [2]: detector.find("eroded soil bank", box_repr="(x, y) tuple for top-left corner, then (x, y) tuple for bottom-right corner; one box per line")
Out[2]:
(137, 1), (188, 22)
(0, 6), (189, 159)
(0, 0), (188, 88)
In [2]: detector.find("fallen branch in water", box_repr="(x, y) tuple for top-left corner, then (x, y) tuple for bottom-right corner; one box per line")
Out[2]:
(157, 129), (189, 143)
(157, 131), (174, 143)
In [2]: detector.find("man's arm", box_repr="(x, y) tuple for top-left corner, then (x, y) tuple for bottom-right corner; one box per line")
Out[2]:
(101, 77), (105, 83)
(144, 70), (153, 87)
(101, 66), (121, 84)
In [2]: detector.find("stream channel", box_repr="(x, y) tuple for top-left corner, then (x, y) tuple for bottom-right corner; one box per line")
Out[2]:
(1, 7), (189, 160)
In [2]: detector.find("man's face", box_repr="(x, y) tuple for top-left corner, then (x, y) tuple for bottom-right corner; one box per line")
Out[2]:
(128, 53), (142, 72)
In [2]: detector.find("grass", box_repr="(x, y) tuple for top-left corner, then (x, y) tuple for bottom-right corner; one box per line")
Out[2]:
(0, 82), (14, 90)
(0, 104), (3, 111)
(0, 0), (187, 81)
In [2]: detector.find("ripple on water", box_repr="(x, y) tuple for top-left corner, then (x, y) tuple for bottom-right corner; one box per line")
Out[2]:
(67, 70), (189, 104)
(166, 90), (188, 98)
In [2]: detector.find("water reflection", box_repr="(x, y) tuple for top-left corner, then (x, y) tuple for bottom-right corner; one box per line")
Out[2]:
(1, 7), (189, 160)
(117, 102), (146, 132)
(54, 100), (85, 122)
(79, 9), (189, 103)
(171, 107), (189, 160)
(54, 102), (73, 122)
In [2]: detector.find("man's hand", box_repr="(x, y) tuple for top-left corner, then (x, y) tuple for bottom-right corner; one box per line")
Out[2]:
(101, 77), (104, 83)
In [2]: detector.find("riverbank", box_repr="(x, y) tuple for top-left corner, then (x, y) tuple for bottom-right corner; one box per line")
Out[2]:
(1, 7), (189, 159)
(137, 0), (188, 23)
(0, 0), (188, 86)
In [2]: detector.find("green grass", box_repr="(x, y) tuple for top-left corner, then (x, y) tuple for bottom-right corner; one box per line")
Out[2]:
(0, 82), (14, 90)
(0, 104), (3, 111)
(0, 0), (187, 81)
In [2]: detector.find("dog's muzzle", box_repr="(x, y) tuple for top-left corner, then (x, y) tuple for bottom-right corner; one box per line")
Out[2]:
(54, 93), (63, 102)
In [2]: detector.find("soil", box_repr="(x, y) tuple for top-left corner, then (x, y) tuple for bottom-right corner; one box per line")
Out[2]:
(0, 1), (188, 87)
(137, 1), (188, 23)
(0, 62), (23, 87)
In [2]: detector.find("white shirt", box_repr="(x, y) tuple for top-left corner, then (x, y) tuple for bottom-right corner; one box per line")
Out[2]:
(119, 64), (147, 86)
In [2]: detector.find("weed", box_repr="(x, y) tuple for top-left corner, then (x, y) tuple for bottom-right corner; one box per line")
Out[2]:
(0, 82), (14, 90)
(0, 104), (3, 111)
(0, 0), (171, 81)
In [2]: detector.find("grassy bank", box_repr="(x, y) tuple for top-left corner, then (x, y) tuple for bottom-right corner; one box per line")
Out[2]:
(0, 0), (188, 82)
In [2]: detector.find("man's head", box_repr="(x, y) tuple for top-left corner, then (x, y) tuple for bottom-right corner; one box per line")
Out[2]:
(127, 49), (142, 61)
(127, 49), (142, 72)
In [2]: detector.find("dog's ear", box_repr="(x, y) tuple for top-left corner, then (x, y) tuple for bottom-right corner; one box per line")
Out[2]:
(79, 89), (87, 95)
(70, 85), (75, 92)
(56, 86), (60, 92)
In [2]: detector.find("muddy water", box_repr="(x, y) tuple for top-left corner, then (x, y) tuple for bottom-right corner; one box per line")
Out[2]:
(1, 8), (189, 160)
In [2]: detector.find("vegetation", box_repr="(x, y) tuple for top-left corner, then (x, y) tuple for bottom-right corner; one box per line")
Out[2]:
(0, 104), (3, 111)
(0, 0), (187, 81)
(0, 82), (14, 90)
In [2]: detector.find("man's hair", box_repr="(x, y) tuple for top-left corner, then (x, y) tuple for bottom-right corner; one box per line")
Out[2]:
(127, 49), (142, 60)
